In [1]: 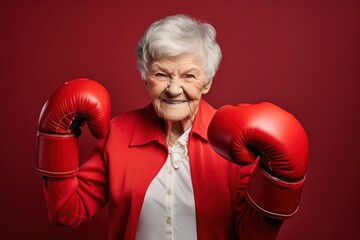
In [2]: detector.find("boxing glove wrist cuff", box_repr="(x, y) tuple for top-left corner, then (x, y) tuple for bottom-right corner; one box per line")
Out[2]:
(36, 132), (79, 178)
(246, 162), (305, 219)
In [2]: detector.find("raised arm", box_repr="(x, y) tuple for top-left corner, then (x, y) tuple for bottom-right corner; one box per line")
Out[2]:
(36, 78), (111, 227)
(208, 102), (309, 239)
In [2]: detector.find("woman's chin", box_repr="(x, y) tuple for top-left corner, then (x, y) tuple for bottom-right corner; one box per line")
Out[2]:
(162, 113), (189, 123)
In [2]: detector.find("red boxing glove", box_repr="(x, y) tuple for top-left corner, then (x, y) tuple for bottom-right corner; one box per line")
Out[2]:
(208, 102), (309, 219)
(36, 78), (111, 178)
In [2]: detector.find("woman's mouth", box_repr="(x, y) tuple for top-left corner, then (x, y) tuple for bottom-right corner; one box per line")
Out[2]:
(162, 99), (187, 105)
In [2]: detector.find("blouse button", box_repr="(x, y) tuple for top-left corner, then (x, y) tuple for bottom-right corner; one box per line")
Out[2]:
(166, 216), (172, 224)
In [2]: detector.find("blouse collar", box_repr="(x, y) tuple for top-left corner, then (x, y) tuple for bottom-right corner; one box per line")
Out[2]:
(130, 99), (216, 147)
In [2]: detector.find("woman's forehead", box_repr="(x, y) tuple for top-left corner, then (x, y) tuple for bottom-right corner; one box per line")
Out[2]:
(150, 54), (204, 70)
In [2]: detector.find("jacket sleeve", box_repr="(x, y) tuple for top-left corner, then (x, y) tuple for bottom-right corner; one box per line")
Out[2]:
(235, 161), (284, 240)
(42, 139), (109, 228)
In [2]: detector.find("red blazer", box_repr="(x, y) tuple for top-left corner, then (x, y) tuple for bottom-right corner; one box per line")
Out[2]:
(43, 100), (283, 240)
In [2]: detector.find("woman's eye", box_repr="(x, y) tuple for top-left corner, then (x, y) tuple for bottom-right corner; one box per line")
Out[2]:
(154, 73), (168, 80)
(184, 74), (195, 79)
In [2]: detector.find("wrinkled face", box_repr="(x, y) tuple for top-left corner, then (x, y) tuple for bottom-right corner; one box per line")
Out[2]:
(145, 54), (212, 124)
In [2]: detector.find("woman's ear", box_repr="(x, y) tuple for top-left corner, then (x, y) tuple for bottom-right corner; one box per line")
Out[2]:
(202, 80), (212, 94)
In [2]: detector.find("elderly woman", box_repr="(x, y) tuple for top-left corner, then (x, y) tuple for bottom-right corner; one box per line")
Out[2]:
(36, 15), (308, 240)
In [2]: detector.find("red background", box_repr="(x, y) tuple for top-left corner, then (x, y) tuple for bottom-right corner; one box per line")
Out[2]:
(1, 0), (359, 239)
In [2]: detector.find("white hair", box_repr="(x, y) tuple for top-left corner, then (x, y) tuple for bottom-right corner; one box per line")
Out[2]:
(136, 14), (222, 83)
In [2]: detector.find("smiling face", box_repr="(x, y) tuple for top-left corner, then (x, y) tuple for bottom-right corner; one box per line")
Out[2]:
(145, 54), (212, 127)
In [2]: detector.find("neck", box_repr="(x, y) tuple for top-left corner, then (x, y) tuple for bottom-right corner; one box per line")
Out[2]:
(163, 119), (192, 146)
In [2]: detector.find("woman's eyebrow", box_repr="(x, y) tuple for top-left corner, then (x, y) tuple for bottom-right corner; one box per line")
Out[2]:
(179, 67), (200, 74)
(150, 63), (171, 72)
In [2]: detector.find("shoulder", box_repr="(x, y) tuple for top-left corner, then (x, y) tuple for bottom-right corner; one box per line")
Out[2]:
(191, 100), (217, 140)
(197, 99), (218, 123)
(111, 109), (142, 126)
(109, 105), (151, 134)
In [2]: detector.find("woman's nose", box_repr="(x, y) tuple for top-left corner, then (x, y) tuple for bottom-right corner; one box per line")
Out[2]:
(166, 79), (183, 96)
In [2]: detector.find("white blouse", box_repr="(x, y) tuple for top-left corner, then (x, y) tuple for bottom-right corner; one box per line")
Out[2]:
(136, 128), (197, 240)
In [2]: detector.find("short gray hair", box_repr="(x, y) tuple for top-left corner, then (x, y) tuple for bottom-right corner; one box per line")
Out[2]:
(136, 14), (222, 83)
